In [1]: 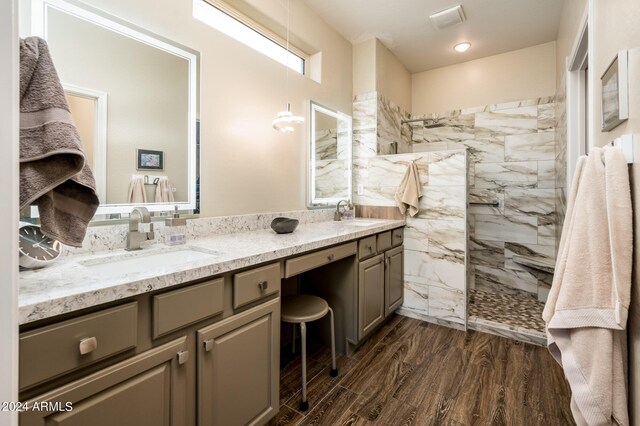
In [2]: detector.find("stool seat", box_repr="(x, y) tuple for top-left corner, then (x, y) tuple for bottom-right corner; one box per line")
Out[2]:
(281, 295), (329, 323)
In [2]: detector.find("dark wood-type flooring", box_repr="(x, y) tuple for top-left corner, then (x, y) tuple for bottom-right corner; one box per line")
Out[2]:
(269, 315), (575, 426)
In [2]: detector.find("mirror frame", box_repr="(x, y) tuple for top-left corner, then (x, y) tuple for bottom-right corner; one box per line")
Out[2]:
(29, 0), (199, 216)
(308, 100), (352, 207)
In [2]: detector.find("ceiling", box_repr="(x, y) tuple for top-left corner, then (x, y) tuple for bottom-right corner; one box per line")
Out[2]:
(301, 0), (564, 73)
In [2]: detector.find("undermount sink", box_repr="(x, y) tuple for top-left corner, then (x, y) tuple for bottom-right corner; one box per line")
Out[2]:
(340, 220), (379, 227)
(80, 246), (218, 277)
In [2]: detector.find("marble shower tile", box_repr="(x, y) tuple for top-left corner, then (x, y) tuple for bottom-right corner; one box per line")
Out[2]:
(411, 125), (424, 143)
(504, 131), (555, 161)
(537, 160), (555, 189)
(352, 129), (377, 159)
(504, 188), (555, 216)
(468, 188), (504, 215)
(538, 103), (555, 130)
(404, 249), (430, 285)
(504, 243), (555, 272)
(401, 280), (429, 316)
(353, 99), (377, 131)
(428, 219), (465, 261)
(428, 285), (465, 325)
(469, 238), (505, 269)
(423, 253), (466, 291)
(474, 265), (538, 295)
(462, 134), (505, 163)
(421, 185), (466, 219)
(538, 215), (556, 246)
(403, 217), (429, 252)
(474, 161), (538, 189)
(412, 141), (448, 152)
(428, 150), (466, 186)
(474, 214), (538, 244)
(353, 91), (377, 102)
(423, 126), (476, 144)
(475, 106), (538, 134)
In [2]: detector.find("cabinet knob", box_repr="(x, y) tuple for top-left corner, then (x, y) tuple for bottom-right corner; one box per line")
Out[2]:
(394, 234), (402, 239)
(203, 339), (214, 352)
(257, 281), (268, 291)
(367, 245), (373, 251)
(177, 350), (189, 365)
(327, 254), (335, 262)
(79, 337), (98, 355)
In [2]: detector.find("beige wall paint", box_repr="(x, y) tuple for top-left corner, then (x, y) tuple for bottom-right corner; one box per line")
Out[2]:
(555, 0), (587, 88)
(49, 0), (352, 216)
(591, 0), (640, 147)
(375, 39), (412, 113)
(353, 39), (376, 96)
(412, 42), (557, 115)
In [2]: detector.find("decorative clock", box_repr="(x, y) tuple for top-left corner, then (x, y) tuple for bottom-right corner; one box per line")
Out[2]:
(18, 223), (61, 269)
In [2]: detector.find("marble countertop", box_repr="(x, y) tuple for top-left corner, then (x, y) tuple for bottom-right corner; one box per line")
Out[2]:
(19, 219), (404, 325)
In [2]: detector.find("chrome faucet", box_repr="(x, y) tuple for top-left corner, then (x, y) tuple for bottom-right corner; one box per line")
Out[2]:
(126, 207), (155, 251)
(334, 200), (349, 221)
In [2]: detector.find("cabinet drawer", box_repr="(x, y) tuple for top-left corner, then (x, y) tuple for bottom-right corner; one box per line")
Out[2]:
(153, 278), (224, 338)
(358, 236), (377, 260)
(377, 231), (392, 252)
(234, 263), (280, 309)
(20, 302), (138, 389)
(284, 242), (357, 278)
(392, 228), (404, 247)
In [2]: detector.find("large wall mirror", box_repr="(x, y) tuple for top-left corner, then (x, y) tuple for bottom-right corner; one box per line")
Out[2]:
(25, 0), (199, 218)
(308, 101), (352, 207)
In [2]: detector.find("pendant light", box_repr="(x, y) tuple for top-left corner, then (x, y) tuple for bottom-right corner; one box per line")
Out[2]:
(272, 0), (304, 133)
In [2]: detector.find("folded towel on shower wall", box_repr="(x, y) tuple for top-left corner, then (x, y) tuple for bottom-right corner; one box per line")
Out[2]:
(155, 177), (175, 203)
(19, 36), (99, 247)
(394, 161), (422, 217)
(543, 146), (632, 426)
(127, 175), (147, 204)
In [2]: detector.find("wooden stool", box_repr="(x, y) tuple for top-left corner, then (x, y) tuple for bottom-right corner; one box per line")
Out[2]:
(281, 295), (338, 411)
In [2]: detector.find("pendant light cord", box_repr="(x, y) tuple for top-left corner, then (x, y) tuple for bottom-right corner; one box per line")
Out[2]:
(285, 0), (290, 107)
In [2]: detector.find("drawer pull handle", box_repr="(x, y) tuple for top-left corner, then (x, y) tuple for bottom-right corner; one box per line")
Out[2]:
(394, 234), (402, 239)
(327, 254), (335, 262)
(79, 337), (97, 355)
(177, 350), (190, 365)
(203, 339), (214, 352)
(258, 281), (268, 291)
(367, 245), (373, 251)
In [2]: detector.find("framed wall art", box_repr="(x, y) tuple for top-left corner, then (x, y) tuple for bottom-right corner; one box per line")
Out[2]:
(137, 149), (164, 170)
(601, 50), (628, 132)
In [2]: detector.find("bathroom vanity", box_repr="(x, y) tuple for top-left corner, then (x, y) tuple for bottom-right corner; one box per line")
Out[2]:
(18, 219), (404, 425)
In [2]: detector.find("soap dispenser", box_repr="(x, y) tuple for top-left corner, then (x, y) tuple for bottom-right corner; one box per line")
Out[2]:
(165, 206), (187, 246)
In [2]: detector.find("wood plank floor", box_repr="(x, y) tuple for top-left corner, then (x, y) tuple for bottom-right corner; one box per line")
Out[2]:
(269, 315), (575, 426)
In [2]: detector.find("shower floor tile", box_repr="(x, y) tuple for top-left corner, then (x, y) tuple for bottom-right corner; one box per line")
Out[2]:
(468, 289), (547, 346)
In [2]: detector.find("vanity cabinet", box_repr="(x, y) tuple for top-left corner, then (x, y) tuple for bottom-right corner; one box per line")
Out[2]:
(358, 254), (385, 339)
(20, 337), (189, 426)
(384, 245), (404, 317)
(197, 298), (280, 426)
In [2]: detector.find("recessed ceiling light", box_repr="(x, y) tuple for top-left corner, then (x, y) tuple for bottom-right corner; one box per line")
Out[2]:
(454, 42), (471, 53)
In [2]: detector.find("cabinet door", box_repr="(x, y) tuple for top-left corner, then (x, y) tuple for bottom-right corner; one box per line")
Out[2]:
(385, 246), (404, 317)
(358, 254), (385, 340)
(20, 337), (188, 426)
(197, 298), (280, 426)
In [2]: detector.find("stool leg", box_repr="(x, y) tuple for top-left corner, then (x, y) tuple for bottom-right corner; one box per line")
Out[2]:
(292, 324), (296, 354)
(300, 322), (309, 411)
(328, 307), (338, 377)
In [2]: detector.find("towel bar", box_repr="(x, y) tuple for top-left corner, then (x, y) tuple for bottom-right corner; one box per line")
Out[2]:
(469, 201), (499, 207)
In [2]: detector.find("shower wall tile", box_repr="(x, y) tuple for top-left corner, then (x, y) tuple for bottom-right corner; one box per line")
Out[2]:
(504, 188), (555, 216)
(538, 103), (555, 130)
(538, 160), (556, 189)
(468, 188), (504, 215)
(428, 286), (465, 325)
(475, 265), (539, 296)
(462, 134), (505, 163)
(474, 161), (538, 189)
(429, 151), (466, 185)
(470, 238), (505, 269)
(474, 214), (538, 244)
(475, 106), (538, 134)
(402, 279), (429, 316)
(504, 131), (556, 161)
(504, 243), (555, 271)
(403, 217), (429, 252)
(428, 219), (465, 260)
(421, 185), (466, 219)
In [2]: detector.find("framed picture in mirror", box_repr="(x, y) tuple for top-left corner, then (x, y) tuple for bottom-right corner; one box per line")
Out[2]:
(601, 50), (628, 132)
(137, 149), (164, 170)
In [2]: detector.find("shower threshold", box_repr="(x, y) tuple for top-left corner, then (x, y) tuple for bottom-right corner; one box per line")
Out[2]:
(468, 289), (547, 346)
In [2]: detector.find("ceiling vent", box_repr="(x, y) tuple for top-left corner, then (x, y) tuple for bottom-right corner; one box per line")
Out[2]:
(429, 5), (466, 29)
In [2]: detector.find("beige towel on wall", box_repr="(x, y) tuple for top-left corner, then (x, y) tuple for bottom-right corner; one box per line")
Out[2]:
(127, 175), (147, 204)
(155, 177), (175, 203)
(19, 37), (99, 247)
(395, 161), (422, 217)
(543, 146), (632, 426)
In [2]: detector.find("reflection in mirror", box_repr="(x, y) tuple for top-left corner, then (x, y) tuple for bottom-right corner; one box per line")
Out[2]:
(27, 0), (199, 218)
(308, 101), (352, 207)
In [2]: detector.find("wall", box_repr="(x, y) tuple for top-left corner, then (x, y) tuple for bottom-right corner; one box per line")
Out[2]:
(375, 40), (411, 113)
(66, 94), (96, 172)
(412, 42), (557, 115)
(352, 39), (376, 97)
(411, 96), (557, 302)
(0, 0), (19, 423)
(591, 0), (640, 147)
(353, 151), (468, 328)
(57, 0), (353, 217)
